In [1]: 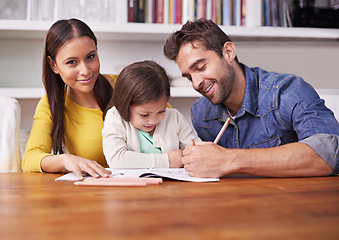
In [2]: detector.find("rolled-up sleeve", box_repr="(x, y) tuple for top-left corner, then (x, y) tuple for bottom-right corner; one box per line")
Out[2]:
(300, 133), (339, 175)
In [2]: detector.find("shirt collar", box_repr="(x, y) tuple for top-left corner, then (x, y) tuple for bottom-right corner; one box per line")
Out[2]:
(236, 64), (260, 118)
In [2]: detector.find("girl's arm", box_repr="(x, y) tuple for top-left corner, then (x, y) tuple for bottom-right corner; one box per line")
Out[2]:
(164, 109), (200, 168)
(174, 109), (201, 149)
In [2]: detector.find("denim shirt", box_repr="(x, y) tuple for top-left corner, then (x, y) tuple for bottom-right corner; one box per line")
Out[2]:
(191, 64), (339, 174)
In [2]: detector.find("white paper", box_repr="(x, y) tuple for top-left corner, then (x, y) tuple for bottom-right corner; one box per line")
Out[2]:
(55, 168), (219, 182)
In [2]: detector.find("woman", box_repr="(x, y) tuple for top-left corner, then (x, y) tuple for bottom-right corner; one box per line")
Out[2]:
(22, 18), (114, 179)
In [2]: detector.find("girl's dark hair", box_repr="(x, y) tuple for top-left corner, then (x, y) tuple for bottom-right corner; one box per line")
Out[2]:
(43, 18), (112, 154)
(105, 60), (170, 122)
(164, 18), (238, 62)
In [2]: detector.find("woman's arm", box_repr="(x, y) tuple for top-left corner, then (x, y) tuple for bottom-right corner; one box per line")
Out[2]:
(22, 96), (110, 179)
(41, 154), (110, 180)
(22, 96), (54, 172)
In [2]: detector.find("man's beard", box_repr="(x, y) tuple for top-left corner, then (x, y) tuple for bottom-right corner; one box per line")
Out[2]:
(209, 59), (236, 105)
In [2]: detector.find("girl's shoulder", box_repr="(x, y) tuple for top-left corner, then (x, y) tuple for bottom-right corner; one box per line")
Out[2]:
(165, 108), (185, 121)
(105, 106), (125, 123)
(165, 107), (178, 114)
(105, 106), (119, 116)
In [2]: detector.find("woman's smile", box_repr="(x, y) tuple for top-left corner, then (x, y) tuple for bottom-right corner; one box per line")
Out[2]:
(77, 75), (94, 84)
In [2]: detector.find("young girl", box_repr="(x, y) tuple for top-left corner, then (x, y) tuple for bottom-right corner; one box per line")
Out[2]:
(102, 60), (199, 169)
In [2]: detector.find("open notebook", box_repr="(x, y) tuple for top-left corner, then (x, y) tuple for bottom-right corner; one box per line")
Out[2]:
(55, 168), (219, 182)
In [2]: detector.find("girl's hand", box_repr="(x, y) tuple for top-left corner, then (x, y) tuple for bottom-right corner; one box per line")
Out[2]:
(168, 149), (184, 168)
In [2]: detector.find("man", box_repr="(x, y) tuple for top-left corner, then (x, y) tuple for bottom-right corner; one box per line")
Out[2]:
(163, 18), (339, 178)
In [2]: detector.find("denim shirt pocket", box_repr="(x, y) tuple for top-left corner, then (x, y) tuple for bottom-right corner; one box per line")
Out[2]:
(193, 118), (224, 142)
(195, 119), (219, 129)
(248, 135), (282, 148)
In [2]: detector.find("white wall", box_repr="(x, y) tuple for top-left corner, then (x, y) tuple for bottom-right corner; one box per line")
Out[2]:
(235, 40), (339, 89)
(1, 38), (339, 89)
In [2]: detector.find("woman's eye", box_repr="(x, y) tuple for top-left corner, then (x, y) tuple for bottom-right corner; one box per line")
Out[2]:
(87, 54), (95, 60)
(140, 114), (148, 117)
(66, 60), (76, 65)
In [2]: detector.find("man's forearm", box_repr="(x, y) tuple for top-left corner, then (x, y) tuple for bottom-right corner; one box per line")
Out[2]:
(232, 142), (333, 177)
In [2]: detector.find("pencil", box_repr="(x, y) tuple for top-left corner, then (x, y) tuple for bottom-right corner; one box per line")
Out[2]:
(191, 136), (195, 146)
(74, 181), (147, 187)
(213, 118), (231, 144)
(84, 177), (163, 185)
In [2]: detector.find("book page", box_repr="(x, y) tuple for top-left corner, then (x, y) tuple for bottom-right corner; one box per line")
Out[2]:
(55, 168), (219, 182)
(113, 168), (219, 182)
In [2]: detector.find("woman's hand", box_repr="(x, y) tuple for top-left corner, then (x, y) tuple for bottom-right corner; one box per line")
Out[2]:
(168, 149), (184, 168)
(41, 154), (111, 180)
(62, 154), (111, 180)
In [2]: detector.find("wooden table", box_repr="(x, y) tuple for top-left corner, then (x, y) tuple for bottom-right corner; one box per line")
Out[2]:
(0, 173), (338, 240)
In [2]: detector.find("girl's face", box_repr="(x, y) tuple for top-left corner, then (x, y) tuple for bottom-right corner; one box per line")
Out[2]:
(49, 36), (100, 96)
(129, 95), (168, 135)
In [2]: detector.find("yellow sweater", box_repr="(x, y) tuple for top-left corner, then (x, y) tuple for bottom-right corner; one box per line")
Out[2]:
(22, 74), (119, 172)
(22, 94), (109, 172)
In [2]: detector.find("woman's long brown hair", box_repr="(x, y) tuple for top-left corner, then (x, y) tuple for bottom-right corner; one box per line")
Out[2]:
(42, 18), (112, 154)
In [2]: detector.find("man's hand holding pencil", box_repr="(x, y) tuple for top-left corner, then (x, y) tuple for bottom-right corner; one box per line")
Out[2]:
(184, 118), (231, 177)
